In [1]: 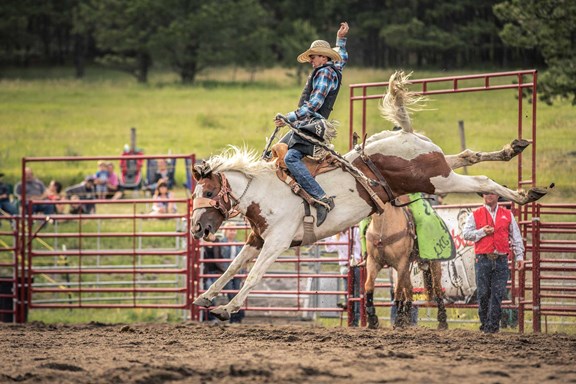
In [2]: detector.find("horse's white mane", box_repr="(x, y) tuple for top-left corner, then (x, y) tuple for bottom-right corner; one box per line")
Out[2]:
(206, 145), (275, 177)
(379, 71), (428, 133)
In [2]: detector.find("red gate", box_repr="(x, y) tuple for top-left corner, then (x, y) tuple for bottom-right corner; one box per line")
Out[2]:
(348, 70), (575, 332)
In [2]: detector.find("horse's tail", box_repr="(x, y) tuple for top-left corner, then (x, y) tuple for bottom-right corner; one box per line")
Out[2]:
(379, 71), (427, 133)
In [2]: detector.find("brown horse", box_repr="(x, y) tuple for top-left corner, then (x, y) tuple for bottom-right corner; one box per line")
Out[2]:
(364, 137), (531, 329)
(365, 197), (448, 329)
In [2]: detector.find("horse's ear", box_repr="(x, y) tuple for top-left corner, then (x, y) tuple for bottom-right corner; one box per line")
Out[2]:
(192, 165), (203, 181)
(192, 161), (212, 181)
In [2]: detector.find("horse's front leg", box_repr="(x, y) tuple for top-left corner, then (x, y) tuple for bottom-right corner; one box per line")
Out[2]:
(365, 255), (382, 329)
(193, 242), (260, 308)
(210, 235), (293, 321)
(394, 263), (414, 329)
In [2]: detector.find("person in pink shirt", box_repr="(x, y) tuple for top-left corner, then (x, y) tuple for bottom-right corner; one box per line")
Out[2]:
(106, 162), (122, 200)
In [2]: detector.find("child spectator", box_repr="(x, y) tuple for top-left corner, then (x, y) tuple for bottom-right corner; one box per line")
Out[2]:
(151, 179), (176, 214)
(94, 160), (109, 199)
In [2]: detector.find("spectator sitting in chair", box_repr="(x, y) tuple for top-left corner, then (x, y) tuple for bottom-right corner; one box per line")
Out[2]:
(150, 179), (176, 215)
(147, 159), (174, 192)
(46, 180), (65, 214)
(14, 167), (55, 215)
(94, 160), (109, 200)
(105, 162), (123, 200)
(0, 173), (18, 217)
(65, 176), (96, 214)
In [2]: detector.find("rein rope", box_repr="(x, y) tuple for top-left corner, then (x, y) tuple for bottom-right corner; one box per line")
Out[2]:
(277, 115), (388, 213)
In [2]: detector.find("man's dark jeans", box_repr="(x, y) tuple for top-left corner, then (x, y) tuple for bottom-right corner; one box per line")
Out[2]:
(475, 254), (509, 333)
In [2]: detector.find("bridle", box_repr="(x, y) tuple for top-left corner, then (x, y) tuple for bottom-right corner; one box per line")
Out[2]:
(192, 172), (251, 220)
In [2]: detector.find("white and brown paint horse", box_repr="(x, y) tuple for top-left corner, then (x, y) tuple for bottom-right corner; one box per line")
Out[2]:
(364, 137), (531, 330)
(191, 71), (548, 321)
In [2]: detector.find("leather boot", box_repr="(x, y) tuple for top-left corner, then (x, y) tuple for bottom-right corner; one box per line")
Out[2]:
(315, 196), (335, 227)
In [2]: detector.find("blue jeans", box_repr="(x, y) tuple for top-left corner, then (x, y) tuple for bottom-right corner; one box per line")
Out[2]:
(475, 254), (509, 333)
(0, 201), (18, 216)
(342, 267), (361, 326)
(284, 149), (325, 200)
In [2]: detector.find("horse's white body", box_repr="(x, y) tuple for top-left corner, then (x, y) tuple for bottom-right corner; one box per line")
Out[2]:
(191, 72), (548, 320)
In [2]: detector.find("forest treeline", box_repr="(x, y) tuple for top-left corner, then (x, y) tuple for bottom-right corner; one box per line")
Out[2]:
(1, 0), (574, 103)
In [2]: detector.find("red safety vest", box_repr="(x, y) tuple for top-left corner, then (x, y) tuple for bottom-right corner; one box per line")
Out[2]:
(473, 206), (512, 255)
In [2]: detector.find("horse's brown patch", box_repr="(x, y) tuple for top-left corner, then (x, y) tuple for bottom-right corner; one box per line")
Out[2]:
(245, 202), (269, 237)
(246, 232), (264, 250)
(352, 152), (452, 213)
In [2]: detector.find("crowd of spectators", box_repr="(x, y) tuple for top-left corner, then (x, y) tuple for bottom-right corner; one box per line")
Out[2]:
(0, 159), (176, 219)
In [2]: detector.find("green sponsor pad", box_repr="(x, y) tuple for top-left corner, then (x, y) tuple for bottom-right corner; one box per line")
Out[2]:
(407, 193), (456, 261)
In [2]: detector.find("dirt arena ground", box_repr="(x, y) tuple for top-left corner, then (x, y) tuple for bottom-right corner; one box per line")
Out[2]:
(1, 321), (575, 383)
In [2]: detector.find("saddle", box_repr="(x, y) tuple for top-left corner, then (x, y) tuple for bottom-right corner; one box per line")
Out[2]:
(270, 142), (340, 206)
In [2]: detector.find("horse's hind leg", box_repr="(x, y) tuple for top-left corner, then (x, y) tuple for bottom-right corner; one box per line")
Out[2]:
(444, 139), (530, 170)
(432, 172), (548, 205)
(430, 261), (448, 330)
(364, 256), (381, 329)
(394, 274), (413, 329)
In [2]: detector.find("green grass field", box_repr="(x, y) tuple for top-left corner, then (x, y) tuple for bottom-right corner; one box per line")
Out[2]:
(1, 65), (574, 200)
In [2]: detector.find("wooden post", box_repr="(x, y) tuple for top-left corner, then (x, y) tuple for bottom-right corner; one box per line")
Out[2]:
(458, 120), (467, 175)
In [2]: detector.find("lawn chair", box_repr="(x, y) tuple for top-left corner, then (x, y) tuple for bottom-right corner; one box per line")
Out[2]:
(119, 148), (144, 195)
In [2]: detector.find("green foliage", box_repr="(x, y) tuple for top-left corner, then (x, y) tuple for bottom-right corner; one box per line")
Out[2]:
(279, 20), (319, 85)
(78, 0), (164, 83)
(494, 0), (576, 104)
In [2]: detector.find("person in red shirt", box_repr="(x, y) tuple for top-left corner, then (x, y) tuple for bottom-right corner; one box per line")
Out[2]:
(462, 191), (524, 333)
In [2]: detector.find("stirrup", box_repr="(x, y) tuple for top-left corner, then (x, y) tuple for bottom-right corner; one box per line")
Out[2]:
(313, 196), (335, 210)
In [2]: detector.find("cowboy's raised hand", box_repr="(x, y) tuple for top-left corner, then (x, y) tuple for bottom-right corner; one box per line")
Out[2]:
(337, 22), (349, 38)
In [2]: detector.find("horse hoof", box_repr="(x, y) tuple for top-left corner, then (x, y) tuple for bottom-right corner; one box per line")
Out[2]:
(367, 315), (379, 329)
(193, 296), (213, 308)
(511, 139), (530, 154)
(210, 306), (231, 321)
(438, 322), (449, 331)
(528, 187), (548, 202)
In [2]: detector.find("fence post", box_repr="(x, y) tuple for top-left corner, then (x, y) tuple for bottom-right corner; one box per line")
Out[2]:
(532, 205), (541, 333)
(458, 120), (467, 175)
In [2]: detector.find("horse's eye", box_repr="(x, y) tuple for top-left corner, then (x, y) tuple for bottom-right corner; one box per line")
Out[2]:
(206, 191), (213, 198)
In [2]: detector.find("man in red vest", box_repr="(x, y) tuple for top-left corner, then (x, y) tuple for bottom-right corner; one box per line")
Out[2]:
(462, 191), (525, 333)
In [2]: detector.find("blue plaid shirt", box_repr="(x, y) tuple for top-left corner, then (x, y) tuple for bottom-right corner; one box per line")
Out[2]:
(287, 37), (348, 122)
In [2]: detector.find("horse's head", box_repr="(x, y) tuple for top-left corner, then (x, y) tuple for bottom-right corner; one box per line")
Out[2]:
(191, 162), (236, 239)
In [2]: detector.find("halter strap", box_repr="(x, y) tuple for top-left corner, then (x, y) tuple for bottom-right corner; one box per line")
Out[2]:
(192, 172), (251, 219)
(193, 173), (235, 219)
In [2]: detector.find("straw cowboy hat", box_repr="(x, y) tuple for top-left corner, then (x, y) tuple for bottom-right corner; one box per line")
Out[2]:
(297, 40), (342, 63)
